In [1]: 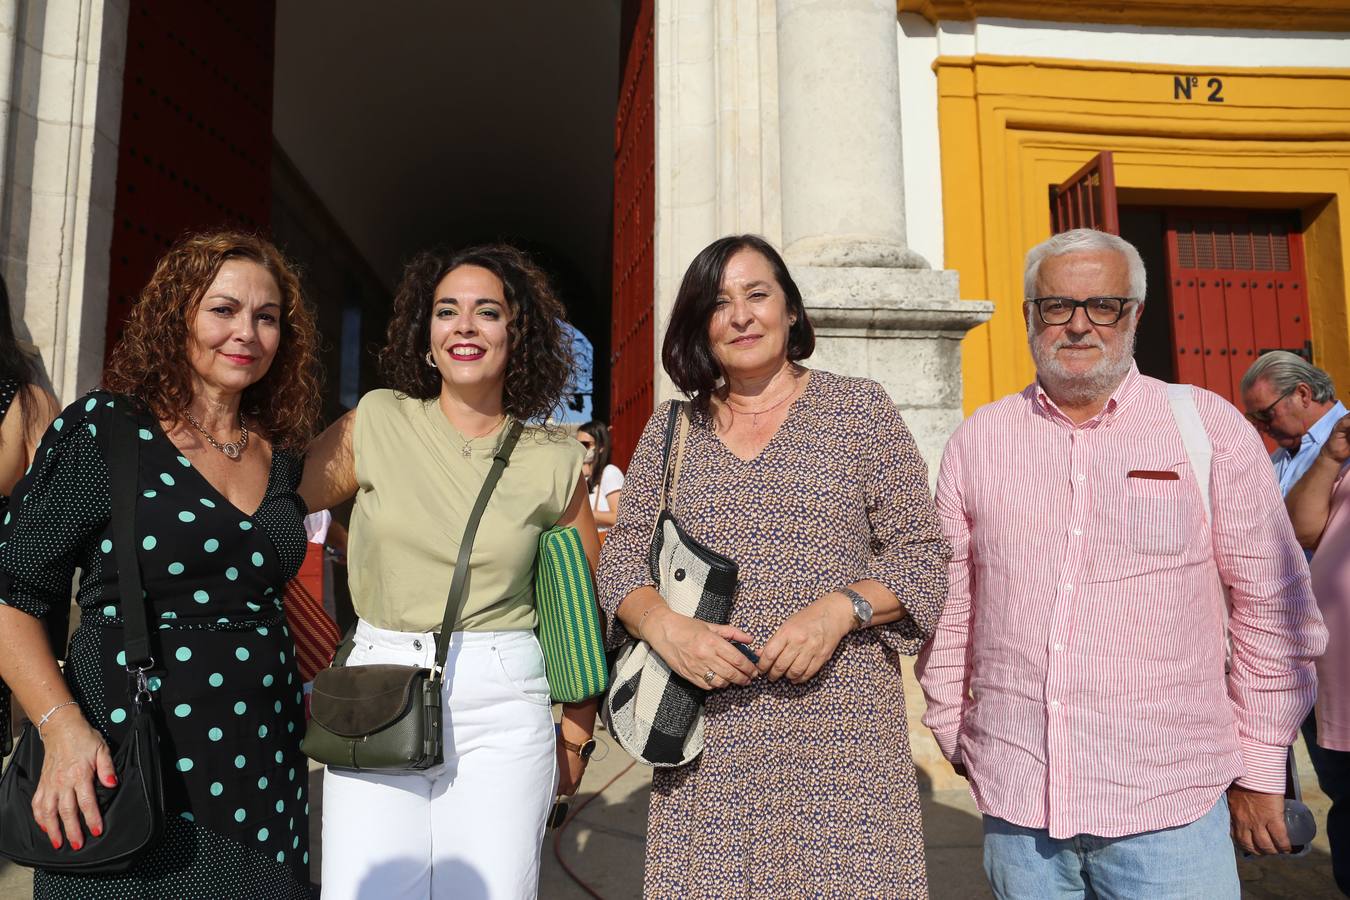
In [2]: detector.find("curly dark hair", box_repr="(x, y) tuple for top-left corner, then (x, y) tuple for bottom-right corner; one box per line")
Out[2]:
(103, 230), (322, 449)
(379, 243), (575, 422)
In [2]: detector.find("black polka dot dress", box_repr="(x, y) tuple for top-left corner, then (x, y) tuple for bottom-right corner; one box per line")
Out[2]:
(0, 391), (313, 899)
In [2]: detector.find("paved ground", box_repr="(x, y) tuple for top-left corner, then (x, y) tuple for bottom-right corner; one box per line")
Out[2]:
(0, 735), (1342, 898)
(538, 733), (1344, 899)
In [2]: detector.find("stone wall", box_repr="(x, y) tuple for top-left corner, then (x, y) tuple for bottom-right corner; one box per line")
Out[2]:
(0, 0), (127, 403)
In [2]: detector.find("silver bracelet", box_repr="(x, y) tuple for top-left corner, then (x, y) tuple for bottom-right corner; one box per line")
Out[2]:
(35, 700), (79, 738)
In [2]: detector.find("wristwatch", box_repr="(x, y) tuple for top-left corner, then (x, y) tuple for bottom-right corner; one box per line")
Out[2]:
(840, 587), (873, 630)
(561, 737), (597, 760)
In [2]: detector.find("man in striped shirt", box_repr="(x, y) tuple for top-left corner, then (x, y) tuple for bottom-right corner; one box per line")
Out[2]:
(918, 228), (1327, 898)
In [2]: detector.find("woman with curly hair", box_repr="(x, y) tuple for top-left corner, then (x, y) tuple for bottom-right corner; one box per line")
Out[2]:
(0, 230), (321, 898)
(301, 243), (598, 899)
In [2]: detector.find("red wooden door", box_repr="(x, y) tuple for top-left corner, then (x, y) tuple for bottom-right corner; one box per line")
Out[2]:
(609, 0), (655, 470)
(1050, 151), (1120, 235)
(1165, 210), (1310, 403)
(105, 1), (276, 358)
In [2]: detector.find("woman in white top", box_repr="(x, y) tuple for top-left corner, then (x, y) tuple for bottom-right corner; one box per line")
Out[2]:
(578, 420), (623, 532)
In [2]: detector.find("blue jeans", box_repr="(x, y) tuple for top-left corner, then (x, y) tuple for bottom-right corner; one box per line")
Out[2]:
(983, 795), (1239, 899)
(1303, 712), (1350, 896)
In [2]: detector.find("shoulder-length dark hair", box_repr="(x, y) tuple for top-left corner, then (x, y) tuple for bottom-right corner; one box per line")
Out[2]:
(661, 235), (814, 413)
(0, 273), (43, 448)
(578, 419), (612, 490)
(0, 275), (38, 388)
(379, 243), (574, 424)
(103, 230), (322, 449)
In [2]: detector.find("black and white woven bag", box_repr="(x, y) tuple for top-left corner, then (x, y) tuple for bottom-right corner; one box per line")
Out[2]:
(603, 401), (738, 767)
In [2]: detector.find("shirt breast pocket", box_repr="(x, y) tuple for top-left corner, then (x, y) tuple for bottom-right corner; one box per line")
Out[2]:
(1126, 473), (1193, 557)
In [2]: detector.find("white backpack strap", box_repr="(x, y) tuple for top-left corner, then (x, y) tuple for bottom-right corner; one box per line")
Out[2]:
(1166, 383), (1231, 671)
(1167, 383), (1212, 522)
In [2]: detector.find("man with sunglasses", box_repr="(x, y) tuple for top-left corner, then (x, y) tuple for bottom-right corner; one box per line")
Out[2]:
(1271, 354), (1350, 896)
(1241, 352), (1346, 497)
(918, 228), (1326, 899)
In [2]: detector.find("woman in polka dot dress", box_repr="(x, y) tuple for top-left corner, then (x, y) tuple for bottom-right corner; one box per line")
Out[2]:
(0, 232), (322, 899)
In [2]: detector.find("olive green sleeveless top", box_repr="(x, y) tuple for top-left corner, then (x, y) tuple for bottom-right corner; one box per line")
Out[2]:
(347, 390), (584, 633)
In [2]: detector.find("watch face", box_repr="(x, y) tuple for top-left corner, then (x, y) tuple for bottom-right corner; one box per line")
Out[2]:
(853, 598), (873, 626)
(579, 739), (597, 760)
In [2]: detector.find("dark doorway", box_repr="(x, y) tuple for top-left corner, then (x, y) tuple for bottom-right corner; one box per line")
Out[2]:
(1119, 207), (1175, 384)
(272, 2), (623, 421)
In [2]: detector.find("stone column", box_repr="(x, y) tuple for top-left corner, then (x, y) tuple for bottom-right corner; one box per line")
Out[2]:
(776, 0), (924, 269)
(774, 0), (990, 474)
(0, 0), (128, 403)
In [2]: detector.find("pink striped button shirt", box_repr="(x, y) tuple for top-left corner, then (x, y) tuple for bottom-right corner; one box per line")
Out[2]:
(917, 365), (1326, 839)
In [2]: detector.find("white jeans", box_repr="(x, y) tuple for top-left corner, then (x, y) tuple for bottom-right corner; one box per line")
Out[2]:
(320, 621), (558, 899)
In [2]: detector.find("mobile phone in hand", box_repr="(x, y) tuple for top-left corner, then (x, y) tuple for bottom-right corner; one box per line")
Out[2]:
(730, 640), (759, 665)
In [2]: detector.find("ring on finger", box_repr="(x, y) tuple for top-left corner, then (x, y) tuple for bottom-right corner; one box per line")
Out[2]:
(703, 670), (716, 685)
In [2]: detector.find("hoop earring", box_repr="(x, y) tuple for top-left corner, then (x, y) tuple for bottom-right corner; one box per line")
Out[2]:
(424, 350), (437, 369)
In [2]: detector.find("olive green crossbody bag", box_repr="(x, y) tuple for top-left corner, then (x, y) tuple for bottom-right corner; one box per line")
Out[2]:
(300, 421), (523, 771)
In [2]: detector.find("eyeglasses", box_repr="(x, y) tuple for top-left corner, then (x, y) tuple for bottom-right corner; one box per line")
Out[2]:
(1028, 296), (1136, 326)
(1246, 387), (1296, 425)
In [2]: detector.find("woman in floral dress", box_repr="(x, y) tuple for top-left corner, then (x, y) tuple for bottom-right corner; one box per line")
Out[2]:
(596, 235), (950, 898)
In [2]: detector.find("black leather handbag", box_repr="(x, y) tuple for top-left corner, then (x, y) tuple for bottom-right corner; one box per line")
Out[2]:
(302, 420), (522, 771)
(0, 403), (165, 873)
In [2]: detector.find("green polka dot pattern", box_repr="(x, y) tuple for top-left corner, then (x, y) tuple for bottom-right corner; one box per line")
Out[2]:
(0, 391), (312, 897)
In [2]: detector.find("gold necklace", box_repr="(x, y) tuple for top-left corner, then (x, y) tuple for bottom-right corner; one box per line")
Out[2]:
(183, 409), (249, 459)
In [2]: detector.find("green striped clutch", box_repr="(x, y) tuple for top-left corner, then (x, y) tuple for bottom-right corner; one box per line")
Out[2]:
(535, 526), (609, 703)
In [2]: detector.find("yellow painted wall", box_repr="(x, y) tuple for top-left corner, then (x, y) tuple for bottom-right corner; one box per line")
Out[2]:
(938, 56), (1350, 411)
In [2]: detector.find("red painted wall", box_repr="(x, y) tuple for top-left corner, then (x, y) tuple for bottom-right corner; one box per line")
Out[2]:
(609, 0), (655, 470)
(105, 1), (276, 358)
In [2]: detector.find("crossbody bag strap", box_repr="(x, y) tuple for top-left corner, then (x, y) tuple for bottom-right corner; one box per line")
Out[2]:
(109, 401), (152, 672)
(668, 404), (691, 507)
(657, 401), (682, 515)
(1165, 383), (1232, 672)
(433, 420), (524, 672)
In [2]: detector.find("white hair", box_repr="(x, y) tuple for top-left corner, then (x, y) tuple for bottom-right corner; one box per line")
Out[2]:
(1024, 229), (1147, 302)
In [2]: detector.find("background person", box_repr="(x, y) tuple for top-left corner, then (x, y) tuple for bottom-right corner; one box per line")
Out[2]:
(577, 420), (623, 533)
(918, 228), (1326, 899)
(1283, 410), (1350, 897)
(0, 272), (60, 757)
(0, 273), (60, 503)
(1243, 352), (1350, 895)
(301, 243), (600, 899)
(0, 231), (322, 899)
(595, 234), (950, 898)
(1241, 351), (1346, 496)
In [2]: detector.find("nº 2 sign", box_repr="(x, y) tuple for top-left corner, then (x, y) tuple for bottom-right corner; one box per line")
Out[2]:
(1173, 75), (1225, 103)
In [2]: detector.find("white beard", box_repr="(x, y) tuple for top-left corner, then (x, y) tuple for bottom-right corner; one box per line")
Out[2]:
(1027, 310), (1137, 409)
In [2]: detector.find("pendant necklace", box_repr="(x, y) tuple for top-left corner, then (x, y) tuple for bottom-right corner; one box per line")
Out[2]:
(724, 372), (799, 430)
(183, 409), (249, 459)
(460, 414), (508, 458)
